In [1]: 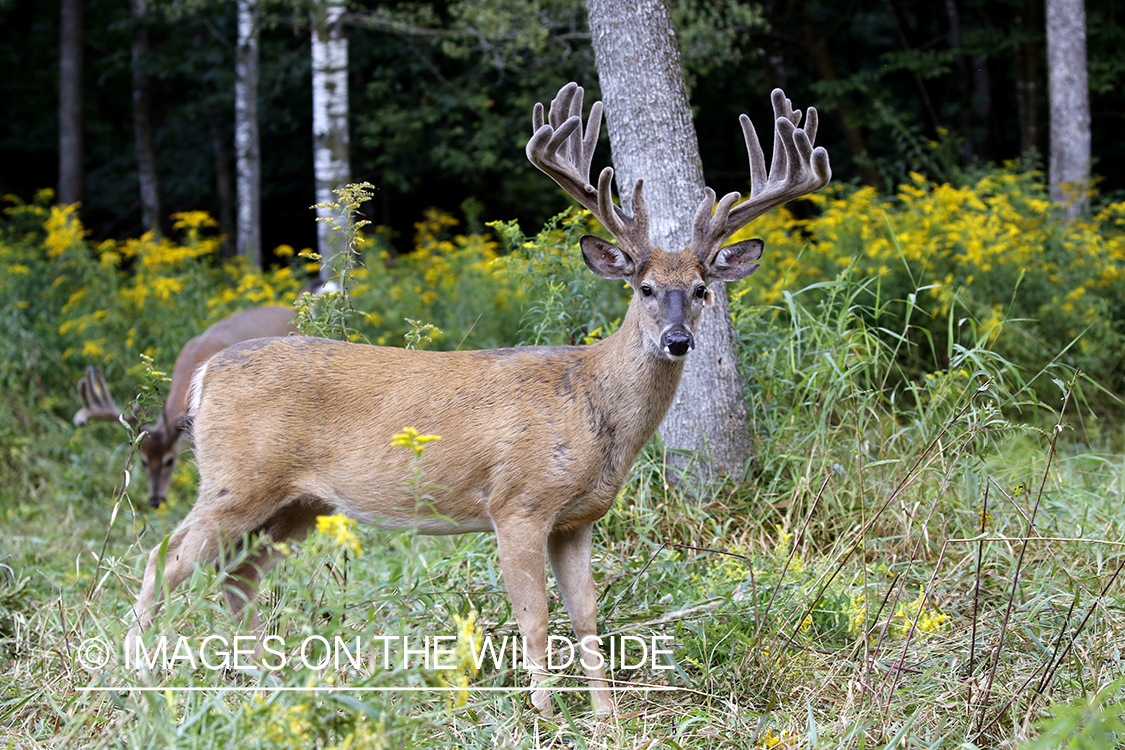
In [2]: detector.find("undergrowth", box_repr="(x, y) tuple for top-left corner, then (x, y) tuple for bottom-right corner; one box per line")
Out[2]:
(1, 175), (1123, 748)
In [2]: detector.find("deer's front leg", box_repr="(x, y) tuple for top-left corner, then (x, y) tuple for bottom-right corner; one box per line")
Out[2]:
(549, 522), (614, 715)
(494, 519), (551, 714)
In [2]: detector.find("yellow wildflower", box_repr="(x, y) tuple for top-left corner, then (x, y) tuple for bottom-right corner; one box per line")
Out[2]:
(894, 589), (950, 637)
(391, 427), (441, 460)
(44, 204), (85, 258)
(315, 514), (362, 555)
(442, 610), (484, 708)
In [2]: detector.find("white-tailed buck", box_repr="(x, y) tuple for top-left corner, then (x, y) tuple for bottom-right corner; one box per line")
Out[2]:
(74, 305), (297, 506)
(126, 83), (830, 714)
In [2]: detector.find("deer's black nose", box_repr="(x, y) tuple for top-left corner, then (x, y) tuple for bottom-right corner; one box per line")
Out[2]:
(661, 330), (694, 357)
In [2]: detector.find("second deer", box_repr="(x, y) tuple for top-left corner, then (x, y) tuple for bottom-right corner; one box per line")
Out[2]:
(125, 83), (830, 714)
(74, 305), (297, 506)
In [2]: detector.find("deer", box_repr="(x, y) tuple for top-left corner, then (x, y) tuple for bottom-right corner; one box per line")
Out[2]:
(124, 83), (830, 715)
(74, 305), (298, 507)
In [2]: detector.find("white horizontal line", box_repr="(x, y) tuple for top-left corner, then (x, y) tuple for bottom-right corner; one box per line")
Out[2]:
(81, 685), (678, 693)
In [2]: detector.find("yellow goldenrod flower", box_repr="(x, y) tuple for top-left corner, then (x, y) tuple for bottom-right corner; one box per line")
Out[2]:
(315, 514), (362, 555)
(391, 427), (442, 460)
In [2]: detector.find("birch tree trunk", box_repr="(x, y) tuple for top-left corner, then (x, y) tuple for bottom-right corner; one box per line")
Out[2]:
(587, 0), (754, 493)
(311, 0), (351, 281)
(235, 0), (261, 266)
(130, 0), (162, 235)
(1046, 0), (1091, 218)
(58, 0), (85, 207)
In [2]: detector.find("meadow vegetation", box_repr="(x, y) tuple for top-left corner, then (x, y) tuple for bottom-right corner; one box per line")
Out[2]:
(0, 170), (1123, 748)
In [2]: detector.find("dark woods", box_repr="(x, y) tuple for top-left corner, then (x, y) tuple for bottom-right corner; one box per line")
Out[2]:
(1, 0), (1121, 255)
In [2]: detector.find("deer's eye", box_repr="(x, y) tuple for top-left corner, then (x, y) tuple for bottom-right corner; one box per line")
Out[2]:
(695, 285), (708, 299)
(640, 284), (654, 297)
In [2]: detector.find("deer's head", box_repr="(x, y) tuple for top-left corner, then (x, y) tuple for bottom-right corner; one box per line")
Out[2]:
(138, 414), (186, 507)
(525, 83), (830, 361)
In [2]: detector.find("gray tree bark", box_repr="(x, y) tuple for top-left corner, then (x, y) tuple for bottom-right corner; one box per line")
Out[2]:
(235, 0), (261, 266)
(311, 0), (351, 281)
(58, 0), (85, 207)
(587, 0), (754, 493)
(1046, 0), (1091, 218)
(130, 0), (162, 235)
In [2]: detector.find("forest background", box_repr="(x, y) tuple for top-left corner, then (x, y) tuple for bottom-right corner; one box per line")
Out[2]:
(4, 0), (1125, 254)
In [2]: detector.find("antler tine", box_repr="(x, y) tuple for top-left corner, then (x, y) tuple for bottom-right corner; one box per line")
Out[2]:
(73, 365), (127, 427)
(767, 89), (802, 186)
(527, 83), (653, 256)
(691, 88), (831, 264)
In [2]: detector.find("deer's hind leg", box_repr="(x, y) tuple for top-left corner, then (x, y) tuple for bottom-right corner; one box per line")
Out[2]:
(126, 509), (226, 656)
(125, 492), (318, 655)
(222, 499), (330, 635)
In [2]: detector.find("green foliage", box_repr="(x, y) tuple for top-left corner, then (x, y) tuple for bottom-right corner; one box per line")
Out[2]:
(9, 0), (1125, 263)
(299, 181), (376, 341)
(491, 207), (629, 346)
(351, 0), (596, 229)
(728, 168), (1125, 410)
(1025, 682), (1125, 750)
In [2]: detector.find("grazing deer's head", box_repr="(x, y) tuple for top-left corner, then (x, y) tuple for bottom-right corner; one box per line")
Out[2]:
(73, 306), (298, 507)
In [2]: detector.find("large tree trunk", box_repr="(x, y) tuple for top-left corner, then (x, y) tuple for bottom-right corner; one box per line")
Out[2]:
(58, 0), (85, 207)
(235, 0), (261, 266)
(130, 0), (162, 235)
(1046, 0), (1091, 218)
(310, 0), (351, 281)
(587, 0), (754, 493)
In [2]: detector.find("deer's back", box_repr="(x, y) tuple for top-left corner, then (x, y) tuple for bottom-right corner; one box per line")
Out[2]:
(190, 336), (624, 532)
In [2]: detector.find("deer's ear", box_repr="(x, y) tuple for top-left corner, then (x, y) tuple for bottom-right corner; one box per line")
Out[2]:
(709, 238), (763, 281)
(580, 235), (636, 279)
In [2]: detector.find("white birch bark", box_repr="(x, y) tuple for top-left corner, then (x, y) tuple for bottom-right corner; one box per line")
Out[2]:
(311, 0), (351, 281)
(587, 0), (754, 493)
(1046, 0), (1091, 218)
(235, 0), (261, 266)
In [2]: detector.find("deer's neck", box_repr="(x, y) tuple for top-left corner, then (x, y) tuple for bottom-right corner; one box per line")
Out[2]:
(583, 297), (685, 469)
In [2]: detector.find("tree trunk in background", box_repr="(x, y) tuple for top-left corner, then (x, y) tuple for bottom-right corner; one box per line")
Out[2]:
(1046, 0), (1091, 218)
(945, 0), (975, 163)
(1014, 1), (1043, 159)
(587, 0), (754, 495)
(310, 0), (351, 281)
(58, 0), (85, 207)
(130, 0), (161, 235)
(235, 0), (261, 266)
(210, 105), (236, 259)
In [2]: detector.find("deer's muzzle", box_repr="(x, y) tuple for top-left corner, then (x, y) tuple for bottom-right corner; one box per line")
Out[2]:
(659, 290), (694, 357)
(660, 329), (694, 357)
